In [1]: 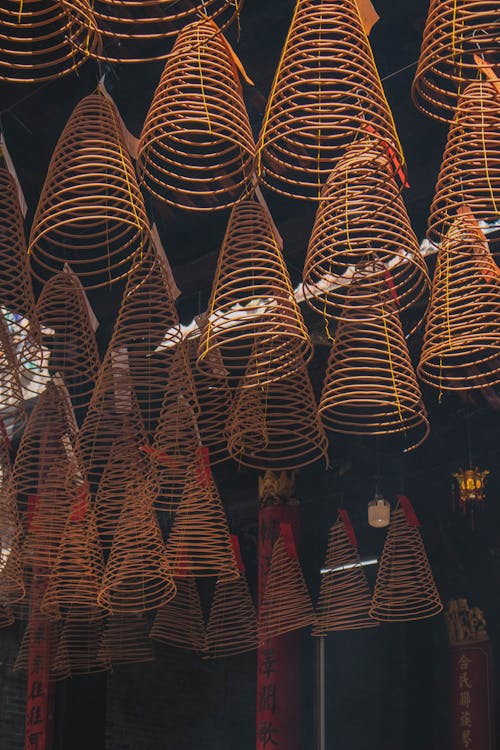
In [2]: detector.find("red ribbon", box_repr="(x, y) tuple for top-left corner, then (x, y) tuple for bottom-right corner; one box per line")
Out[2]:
(338, 508), (358, 549)
(280, 522), (298, 559)
(195, 445), (211, 487)
(397, 495), (420, 527)
(384, 269), (400, 307)
(231, 535), (245, 573)
(361, 122), (410, 188)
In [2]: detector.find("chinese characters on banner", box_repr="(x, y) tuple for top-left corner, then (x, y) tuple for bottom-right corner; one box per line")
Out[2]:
(257, 502), (300, 750)
(451, 644), (494, 750)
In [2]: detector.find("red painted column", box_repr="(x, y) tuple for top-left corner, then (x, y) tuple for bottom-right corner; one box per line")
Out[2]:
(257, 471), (300, 750)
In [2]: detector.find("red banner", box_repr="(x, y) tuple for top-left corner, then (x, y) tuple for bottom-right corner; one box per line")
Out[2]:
(25, 579), (51, 750)
(451, 643), (494, 750)
(257, 503), (300, 750)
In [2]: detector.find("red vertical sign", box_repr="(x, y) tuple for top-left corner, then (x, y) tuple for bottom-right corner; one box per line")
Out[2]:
(257, 503), (300, 750)
(25, 579), (51, 750)
(451, 643), (494, 750)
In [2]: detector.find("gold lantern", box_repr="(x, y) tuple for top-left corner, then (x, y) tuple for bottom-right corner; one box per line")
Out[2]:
(453, 467), (489, 526)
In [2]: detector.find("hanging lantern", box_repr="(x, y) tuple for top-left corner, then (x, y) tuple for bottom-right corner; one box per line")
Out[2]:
(368, 494), (391, 529)
(453, 467), (489, 524)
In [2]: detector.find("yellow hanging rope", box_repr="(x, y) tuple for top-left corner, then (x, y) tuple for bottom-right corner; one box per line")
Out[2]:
(381, 303), (404, 425)
(479, 82), (498, 214)
(197, 26), (212, 135)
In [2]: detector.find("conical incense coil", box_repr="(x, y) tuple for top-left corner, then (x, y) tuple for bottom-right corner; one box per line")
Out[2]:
(412, 0), (499, 122)
(165, 464), (238, 581)
(204, 537), (257, 658)
(35, 271), (100, 409)
(100, 614), (155, 666)
(256, 0), (404, 199)
(370, 497), (443, 622)
(0, 0), (100, 83)
(150, 575), (205, 652)
(319, 274), (429, 452)
(303, 141), (430, 321)
(14, 616), (63, 675)
(258, 526), (316, 641)
(313, 512), (377, 634)
(0, 452), (25, 606)
(0, 604), (14, 629)
(41, 505), (105, 621)
(13, 380), (79, 511)
(418, 213), (500, 391)
(138, 18), (255, 211)
(52, 607), (110, 677)
(0, 164), (44, 395)
(98, 484), (176, 614)
(226, 347), (328, 470)
(0, 314), (26, 437)
(102, 250), (186, 434)
(29, 91), (150, 289)
(198, 196), (312, 385)
(62, 0), (242, 63)
(428, 81), (500, 248)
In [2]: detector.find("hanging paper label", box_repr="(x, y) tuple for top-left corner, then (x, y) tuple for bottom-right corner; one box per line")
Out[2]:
(98, 77), (139, 159)
(150, 224), (181, 300)
(473, 53), (500, 96)
(0, 133), (27, 217)
(231, 535), (245, 573)
(279, 522), (298, 559)
(397, 495), (420, 527)
(361, 122), (409, 188)
(195, 444), (211, 487)
(355, 0), (380, 35)
(338, 508), (358, 549)
(253, 181), (284, 250)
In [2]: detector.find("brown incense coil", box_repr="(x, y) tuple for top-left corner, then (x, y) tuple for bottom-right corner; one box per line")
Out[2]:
(103, 250), (187, 433)
(258, 533), (316, 642)
(185, 331), (232, 465)
(150, 575), (205, 652)
(369, 501), (443, 622)
(428, 81), (500, 248)
(137, 18), (255, 211)
(98, 485), (176, 614)
(412, 0), (499, 122)
(256, 0), (404, 200)
(52, 607), (110, 677)
(41, 508), (104, 621)
(35, 271), (100, 409)
(204, 575), (258, 658)
(312, 515), (377, 635)
(0, 604), (14, 628)
(0, 0), (100, 83)
(0, 315), (26, 436)
(226, 346), (328, 470)
(100, 614), (155, 666)
(418, 214), (500, 391)
(198, 197), (312, 384)
(165, 465), (238, 580)
(13, 380), (79, 511)
(29, 92), (150, 289)
(13, 616), (63, 675)
(319, 274), (429, 452)
(0, 465), (25, 606)
(62, 0), (241, 63)
(303, 141), (430, 320)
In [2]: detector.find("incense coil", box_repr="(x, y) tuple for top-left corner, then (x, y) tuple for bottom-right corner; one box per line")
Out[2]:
(150, 576), (206, 652)
(198, 197), (312, 384)
(52, 607), (110, 677)
(204, 574), (258, 658)
(0, 0), (100, 83)
(100, 614), (155, 666)
(13, 616), (63, 676)
(13, 380), (79, 512)
(428, 81), (500, 248)
(303, 141), (430, 321)
(103, 249), (187, 434)
(412, 0), (499, 122)
(138, 18), (255, 211)
(226, 346), (328, 470)
(98, 484), (176, 614)
(0, 604), (14, 629)
(165, 464), (238, 580)
(35, 271), (100, 409)
(319, 273), (429, 452)
(370, 503), (443, 622)
(313, 515), (377, 634)
(256, 0), (404, 200)
(29, 92), (150, 289)
(418, 214), (500, 391)
(0, 451), (25, 606)
(0, 314), (26, 438)
(258, 534), (316, 642)
(41, 508), (105, 621)
(62, 0), (242, 63)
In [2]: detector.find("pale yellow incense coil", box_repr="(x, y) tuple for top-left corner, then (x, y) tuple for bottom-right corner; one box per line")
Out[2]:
(52, 607), (110, 677)
(204, 575), (258, 658)
(100, 614), (155, 666)
(0, 442), (25, 606)
(150, 575), (205, 653)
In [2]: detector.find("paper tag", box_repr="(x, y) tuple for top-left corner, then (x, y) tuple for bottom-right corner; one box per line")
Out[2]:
(473, 53), (500, 96)
(253, 181), (284, 250)
(338, 509), (358, 549)
(62, 264), (99, 332)
(98, 77), (139, 159)
(397, 495), (420, 527)
(355, 0), (380, 35)
(231, 535), (245, 573)
(0, 133), (27, 217)
(279, 522), (298, 559)
(151, 223), (181, 300)
(111, 347), (132, 414)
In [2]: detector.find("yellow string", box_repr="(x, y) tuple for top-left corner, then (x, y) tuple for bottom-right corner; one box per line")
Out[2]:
(479, 83), (498, 214)
(444, 240), (453, 349)
(316, 9), (323, 200)
(197, 26), (212, 135)
(17, 0), (23, 23)
(381, 303), (404, 425)
(234, 0), (241, 41)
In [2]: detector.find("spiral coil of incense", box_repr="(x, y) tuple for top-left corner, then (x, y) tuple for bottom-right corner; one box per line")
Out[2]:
(150, 576), (206, 652)
(313, 515), (377, 635)
(0, 315), (26, 437)
(100, 614), (154, 666)
(428, 81), (500, 248)
(256, 0), (404, 199)
(204, 574), (258, 658)
(418, 213), (500, 391)
(258, 533), (317, 642)
(303, 141), (430, 322)
(412, 0), (499, 122)
(138, 18), (254, 210)
(62, 0), (242, 63)
(370, 501), (443, 622)
(198, 196), (312, 385)
(0, 447), (25, 606)
(29, 92), (150, 289)
(51, 607), (110, 677)
(318, 273), (429, 453)
(0, 0), (100, 83)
